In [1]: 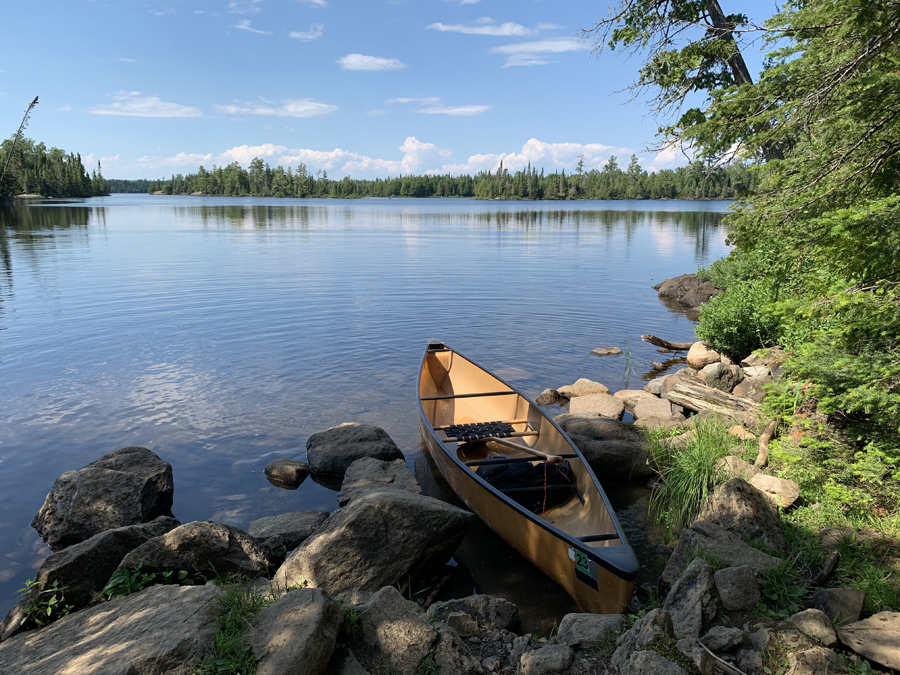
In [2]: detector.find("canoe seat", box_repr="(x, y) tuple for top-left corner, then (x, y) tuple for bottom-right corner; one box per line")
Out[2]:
(442, 421), (518, 442)
(578, 533), (621, 542)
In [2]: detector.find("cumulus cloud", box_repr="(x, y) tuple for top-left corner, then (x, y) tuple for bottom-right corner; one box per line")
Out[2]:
(229, 0), (262, 14)
(290, 23), (323, 40)
(435, 138), (632, 175)
(87, 91), (202, 118)
(489, 37), (590, 67)
(387, 97), (490, 116)
(337, 54), (407, 71)
(213, 98), (337, 117)
(232, 19), (271, 34)
(427, 18), (553, 37)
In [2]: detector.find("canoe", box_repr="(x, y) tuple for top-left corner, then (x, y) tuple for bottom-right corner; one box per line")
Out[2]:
(418, 341), (638, 614)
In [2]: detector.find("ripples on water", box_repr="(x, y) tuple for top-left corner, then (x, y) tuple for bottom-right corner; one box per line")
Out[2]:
(0, 195), (731, 627)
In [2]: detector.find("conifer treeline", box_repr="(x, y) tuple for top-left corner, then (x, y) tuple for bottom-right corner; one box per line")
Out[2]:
(116, 154), (757, 200)
(0, 139), (110, 201)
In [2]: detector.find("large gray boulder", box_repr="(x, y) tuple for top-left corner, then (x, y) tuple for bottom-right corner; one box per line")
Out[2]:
(306, 423), (403, 477)
(432, 620), (485, 675)
(119, 521), (269, 579)
(789, 608), (836, 647)
(700, 363), (743, 393)
(837, 611), (900, 672)
(0, 516), (179, 643)
(427, 595), (521, 632)
(632, 395), (678, 421)
(663, 558), (716, 640)
(653, 274), (722, 308)
(249, 588), (341, 675)
(554, 414), (655, 478)
(686, 343), (722, 371)
(748, 473), (800, 509)
(264, 458), (310, 487)
(733, 377), (772, 404)
(0, 584), (219, 674)
(812, 587), (865, 624)
(613, 389), (654, 412)
(611, 608), (675, 671)
(31, 447), (175, 550)
(555, 613), (624, 650)
(713, 565), (761, 611)
(621, 650), (688, 675)
(568, 393), (625, 420)
(519, 644), (573, 675)
(699, 478), (786, 550)
(557, 378), (610, 398)
(337, 457), (422, 507)
(248, 510), (330, 550)
(274, 490), (472, 595)
(356, 586), (436, 675)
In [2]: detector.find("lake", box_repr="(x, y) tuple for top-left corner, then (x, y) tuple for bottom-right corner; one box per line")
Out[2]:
(0, 195), (731, 631)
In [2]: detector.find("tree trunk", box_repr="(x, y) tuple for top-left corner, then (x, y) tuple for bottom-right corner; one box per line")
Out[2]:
(666, 380), (761, 422)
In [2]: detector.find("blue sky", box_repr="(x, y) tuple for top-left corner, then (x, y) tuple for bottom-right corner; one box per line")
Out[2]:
(1, 1), (778, 179)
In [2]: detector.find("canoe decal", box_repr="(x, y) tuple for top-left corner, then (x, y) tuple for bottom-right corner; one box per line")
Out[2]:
(573, 548), (599, 590)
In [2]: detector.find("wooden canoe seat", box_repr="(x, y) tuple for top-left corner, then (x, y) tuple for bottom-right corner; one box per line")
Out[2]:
(578, 533), (621, 542)
(441, 421), (526, 443)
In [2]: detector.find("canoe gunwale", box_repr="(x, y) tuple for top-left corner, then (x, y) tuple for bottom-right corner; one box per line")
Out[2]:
(417, 342), (638, 584)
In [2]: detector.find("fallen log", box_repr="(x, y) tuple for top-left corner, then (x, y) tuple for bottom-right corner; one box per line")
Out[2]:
(666, 380), (761, 422)
(812, 551), (840, 587)
(755, 420), (777, 468)
(641, 334), (695, 352)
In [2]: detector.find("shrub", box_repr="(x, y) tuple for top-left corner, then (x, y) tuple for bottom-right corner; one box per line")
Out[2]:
(695, 278), (780, 358)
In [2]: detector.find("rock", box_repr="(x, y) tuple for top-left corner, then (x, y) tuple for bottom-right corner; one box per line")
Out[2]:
(789, 608), (836, 646)
(120, 521), (269, 579)
(535, 389), (562, 406)
(700, 478), (786, 550)
(568, 393), (625, 419)
(482, 655), (502, 672)
(249, 588), (341, 675)
(788, 648), (848, 675)
(248, 510), (330, 550)
(819, 527), (856, 550)
(356, 586), (436, 675)
(264, 458), (309, 486)
(555, 613), (624, 650)
(687, 343), (722, 371)
(31, 447), (175, 550)
(644, 374), (673, 396)
(337, 457), (422, 507)
(274, 490), (472, 595)
(748, 473), (800, 508)
(733, 377), (773, 404)
(676, 638), (714, 675)
(738, 648), (764, 674)
(663, 558), (716, 640)
(505, 635), (535, 669)
(661, 372), (707, 400)
(635, 415), (688, 431)
(554, 414), (655, 478)
(714, 565), (761, 611)
(0, 516), (179, 642)
(663, 521), (781, 586)
(611, 608), (675, 671)
(715, 456), (759, 481)
(633, 395), (676, 420)
(813, 588), (865, 624)
(836, 611), (900, 671)
(654, 274), (722, 307)
(613, 389), (654, 412)
(664, 429), (697, 450)
(306, 423), (403, 477)
(591, 347), (622, 356)
(338, 652), (372, 675)
(520, 645), (574, 675)
(427, 595), (521, 632)
(622, 649), (688, 675)
(557, 378), (610, 398)
(432, 621), (484, 675)
(701, 626), (746, 652)
(259, 535), (287, 567)
(0, 584), (219, 674)
(728, 426), (756, 441)
(741, 348), (786, 368)
(700, 363), (741, 393)
(743, 366), (771, 378)
(446, 612), (480, 637)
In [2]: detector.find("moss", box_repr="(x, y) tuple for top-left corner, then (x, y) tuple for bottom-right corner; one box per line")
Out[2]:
(637, 636), (701, 675)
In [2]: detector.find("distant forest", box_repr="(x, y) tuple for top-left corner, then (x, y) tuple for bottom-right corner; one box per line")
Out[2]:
(0, 138), (110, 201)
(110, 154), (758, 201)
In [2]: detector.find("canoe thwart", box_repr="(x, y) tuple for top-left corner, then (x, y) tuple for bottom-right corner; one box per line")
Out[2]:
(432, 418), (529, 431)
(421, 391), (517, 400)
(578, 533), (621, 543)
(464, 454), (578, 467)
(462, 436), (563, 463)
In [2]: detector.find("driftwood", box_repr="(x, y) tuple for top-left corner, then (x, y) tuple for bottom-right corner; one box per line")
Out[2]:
(755, 420), (777, 468)
(666, 381), (761, 421)
(699, 642), (748, 675)
(812, 551), (840, 587)
(641, 334), (695, 352)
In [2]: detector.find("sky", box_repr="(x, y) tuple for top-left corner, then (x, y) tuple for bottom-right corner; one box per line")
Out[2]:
(1, 1), (778, 180)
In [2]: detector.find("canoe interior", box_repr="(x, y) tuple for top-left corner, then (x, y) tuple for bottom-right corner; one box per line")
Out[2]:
(419, 347), (621, 548)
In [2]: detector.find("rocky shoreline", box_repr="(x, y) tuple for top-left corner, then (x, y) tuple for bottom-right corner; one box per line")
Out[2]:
(0, 274), (897, 674)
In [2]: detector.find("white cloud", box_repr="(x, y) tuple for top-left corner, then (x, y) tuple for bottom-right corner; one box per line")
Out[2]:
(298, 0), (327, 5)
(213, 98), (337, 117)
(646, 141), (685, 172)
(229, 0), (262, 14)
(337, 54), (407, 72)
(427, 18), (539, 37)
(386, 96), (441, 105)
(168, 152), (216, 166)
(149, 5), (176, 15)
(417, 104), (491, 116)
(87, 92), (202, 118)
(435, 138), (632, 175)
(489, 37), (590, 67)
(119, 57), (137, 62)
(233, 19), (271, 34)
(290, 23), (323, 40)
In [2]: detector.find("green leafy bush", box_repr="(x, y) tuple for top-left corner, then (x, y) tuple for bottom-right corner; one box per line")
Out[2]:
(15, 579), (74, 629)
(695, 279), (780, 358)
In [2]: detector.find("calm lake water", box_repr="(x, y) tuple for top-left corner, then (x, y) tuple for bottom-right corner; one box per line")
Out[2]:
(0, 195), (731, 630)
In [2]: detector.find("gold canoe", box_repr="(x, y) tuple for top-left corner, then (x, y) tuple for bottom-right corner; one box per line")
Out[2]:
(418, 341), (638, 614)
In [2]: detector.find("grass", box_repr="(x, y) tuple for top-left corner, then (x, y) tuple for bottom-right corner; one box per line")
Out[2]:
(193, 581), (275, 675)
(648, 418), (756, 533)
